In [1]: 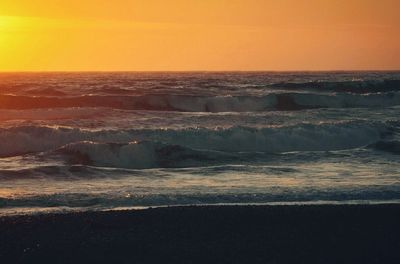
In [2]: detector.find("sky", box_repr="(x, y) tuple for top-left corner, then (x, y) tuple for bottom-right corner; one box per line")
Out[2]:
(0, 0), (399, 71)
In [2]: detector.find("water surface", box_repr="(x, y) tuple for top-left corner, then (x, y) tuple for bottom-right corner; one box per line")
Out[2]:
(1, 72), (399, 215)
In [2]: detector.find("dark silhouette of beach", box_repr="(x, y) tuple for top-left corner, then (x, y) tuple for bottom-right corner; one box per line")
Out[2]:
(1, 204), (399, 264)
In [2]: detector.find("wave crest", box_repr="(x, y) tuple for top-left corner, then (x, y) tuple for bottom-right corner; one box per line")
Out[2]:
(0, 121), (396, 158)
(0, 92), (399, 112)
(57, 141), (236, 169)
(270, 80), (400, 94)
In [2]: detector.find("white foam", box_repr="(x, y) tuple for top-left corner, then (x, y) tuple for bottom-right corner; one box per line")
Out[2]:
(0, 121), (391, 158)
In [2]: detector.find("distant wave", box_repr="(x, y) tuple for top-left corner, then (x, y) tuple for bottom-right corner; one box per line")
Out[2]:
(0, 120), (396, 158)
(0, 91), (399, 112)
(270, 80), (400, 94)
(25, 87), (67, 96)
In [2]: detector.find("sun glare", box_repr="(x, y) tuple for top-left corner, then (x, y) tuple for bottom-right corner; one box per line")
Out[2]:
(0, 1), (399, 71)
(0, 16), (11, 29)
(0, 16), (67, 71)
(0, 16), (25, 31)
(0, 16), (24, 70)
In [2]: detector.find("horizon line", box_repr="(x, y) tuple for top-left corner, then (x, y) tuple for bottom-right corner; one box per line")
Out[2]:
(1, 69), (400, 73)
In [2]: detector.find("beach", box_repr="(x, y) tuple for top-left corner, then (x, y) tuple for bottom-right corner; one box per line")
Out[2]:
(1, 1), (400, 263)
(1, 204), (399, 264)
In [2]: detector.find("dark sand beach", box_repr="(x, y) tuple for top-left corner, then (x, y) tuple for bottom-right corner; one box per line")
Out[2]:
(1, 204), (399, 264)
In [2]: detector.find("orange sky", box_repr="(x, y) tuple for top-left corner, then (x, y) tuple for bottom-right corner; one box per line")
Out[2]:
(0, 0), (399, 71)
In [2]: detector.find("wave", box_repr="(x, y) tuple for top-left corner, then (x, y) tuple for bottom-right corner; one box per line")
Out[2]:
(0, 92), (399, 112)
(2, 187), (400, 208)
(270, 80), (400, 94)
(57, 141), (241, 169)
(368, 140), (400, 155)
(0, 166), (71, 180)
(0, 108), (104, 121)
(25, 87), (67, 96)
(0, 121), (396, 158)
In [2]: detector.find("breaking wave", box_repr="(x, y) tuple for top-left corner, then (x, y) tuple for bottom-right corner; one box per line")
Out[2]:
(57, 141), (239, 169)
(369, 140), (400, 155)
(0, 91), (399, 112)
(0, 120), (396, 158)
(270, 80), (400, 94)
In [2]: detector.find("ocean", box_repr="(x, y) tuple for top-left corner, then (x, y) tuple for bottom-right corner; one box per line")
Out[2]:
(0, 72), (399, 215)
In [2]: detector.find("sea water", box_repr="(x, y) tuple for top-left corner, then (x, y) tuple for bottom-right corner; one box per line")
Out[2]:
(0, 72), (399, 215)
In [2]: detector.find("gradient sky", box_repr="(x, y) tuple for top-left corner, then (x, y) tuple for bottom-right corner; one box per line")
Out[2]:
(0, 0), (399, 71)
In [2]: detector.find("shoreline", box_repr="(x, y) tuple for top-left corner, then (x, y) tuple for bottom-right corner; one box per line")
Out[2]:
(2, 199), (400, 217)
(1, 204), (399, 263)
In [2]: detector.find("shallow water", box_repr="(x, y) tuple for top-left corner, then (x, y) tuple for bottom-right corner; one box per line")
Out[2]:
(0, 72), (399, 215)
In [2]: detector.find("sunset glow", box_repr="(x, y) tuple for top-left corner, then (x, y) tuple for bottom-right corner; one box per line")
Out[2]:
(1, 0), (400, 71)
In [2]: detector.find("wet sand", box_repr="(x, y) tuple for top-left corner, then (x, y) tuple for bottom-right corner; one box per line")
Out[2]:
(1, 204), (399, 263)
